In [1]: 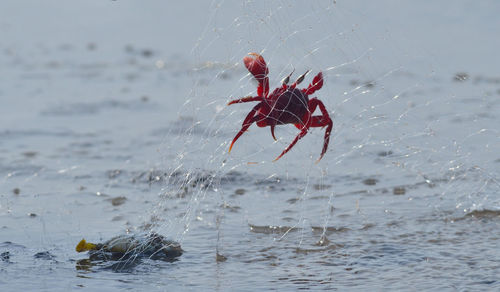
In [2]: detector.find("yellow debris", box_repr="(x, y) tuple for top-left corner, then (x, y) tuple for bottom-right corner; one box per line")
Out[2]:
(76, 239), (98, 252)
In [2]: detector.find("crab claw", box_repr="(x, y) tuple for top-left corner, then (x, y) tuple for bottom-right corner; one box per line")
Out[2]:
(244, 53), (270, 97)
(304, 72), (324, 95)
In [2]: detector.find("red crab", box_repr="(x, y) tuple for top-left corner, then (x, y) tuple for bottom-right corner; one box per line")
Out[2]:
(228, 53), (333, 162)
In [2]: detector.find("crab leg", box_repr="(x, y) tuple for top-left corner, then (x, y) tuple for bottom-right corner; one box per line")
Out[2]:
(307, 98), (332, 162)
(270, 123), (277, 141)
(310, 116), (332, 162)
(228, 103), (262, 153)
(227, 96), (263, 105)
(273, 126), (309, 161)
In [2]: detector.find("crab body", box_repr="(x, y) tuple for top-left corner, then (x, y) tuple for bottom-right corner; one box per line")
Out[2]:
(228, 53), (333, 162)
(256, 87), (309, 127)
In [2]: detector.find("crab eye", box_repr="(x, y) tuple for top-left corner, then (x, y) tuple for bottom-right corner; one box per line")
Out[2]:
(294, 70), (310, 85)
(281, 69), (295, 85)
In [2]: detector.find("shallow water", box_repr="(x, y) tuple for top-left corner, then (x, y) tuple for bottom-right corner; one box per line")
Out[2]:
(1, 1), (500, 291)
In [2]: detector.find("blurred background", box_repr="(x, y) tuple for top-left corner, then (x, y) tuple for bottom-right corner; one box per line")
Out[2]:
(0, 1), (499, 291)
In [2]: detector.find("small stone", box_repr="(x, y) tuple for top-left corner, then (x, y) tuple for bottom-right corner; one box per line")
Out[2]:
(110, 196), (127, 206)
(216, 253), (227, 262)
(234, 188), (246, 195)
(393, 187), (406, 195)
(454, 72), (469, 82)
(22, 151), (37, 158)
(13, 188), (20, 195)
(365, 81), (375, 88)
(363, 178), (378, 186)
(313, 184), (331, 190)
(141, 49), (153, 58)
(377, 150), (393, 157)
(1, 251), (10, 261)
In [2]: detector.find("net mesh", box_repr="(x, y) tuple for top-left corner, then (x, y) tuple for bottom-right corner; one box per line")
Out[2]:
(147, 1), (499, 255)
(0, 1), (498, 270)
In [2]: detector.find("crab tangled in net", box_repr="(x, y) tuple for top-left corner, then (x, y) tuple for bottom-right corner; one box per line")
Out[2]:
(228, 53), (333, 162)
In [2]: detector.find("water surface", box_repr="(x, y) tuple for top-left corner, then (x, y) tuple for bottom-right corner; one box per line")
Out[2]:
(1, 1), (499, 291)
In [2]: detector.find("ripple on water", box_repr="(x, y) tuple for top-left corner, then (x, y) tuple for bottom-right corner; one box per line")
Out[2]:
(40, 99), (155, 116)
(33, 251), (56, 260)
(249, 224), (301, 235)
(453, 209), (500, 221)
